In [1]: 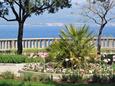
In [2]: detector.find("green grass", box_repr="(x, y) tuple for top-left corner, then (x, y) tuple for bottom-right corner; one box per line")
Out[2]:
(0, 54), (43, 63)
(10, 48), (47, 53)
(0, 79), (54, 86)
(58, 83), (115, 86)
(0, 79), (115, 86)
(101, 48), (115, 54)
(23, 48), (47, 52)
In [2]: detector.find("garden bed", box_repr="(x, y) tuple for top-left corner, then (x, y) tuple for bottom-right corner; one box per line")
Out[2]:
(0, 79), (114, 86)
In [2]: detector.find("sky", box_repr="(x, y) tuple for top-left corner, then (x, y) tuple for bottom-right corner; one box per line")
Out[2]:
(0, 0), (87, 26)
(0, 0), (115, 27)
(1, 0), (115, 38)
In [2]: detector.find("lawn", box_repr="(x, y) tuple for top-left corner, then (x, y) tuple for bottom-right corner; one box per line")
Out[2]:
(0, 79), (115, 86)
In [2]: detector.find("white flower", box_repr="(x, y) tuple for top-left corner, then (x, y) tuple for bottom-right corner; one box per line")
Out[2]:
(65, 58), (69, 61)
(89, 70), (93, 74)
(103, 59), (108, 63)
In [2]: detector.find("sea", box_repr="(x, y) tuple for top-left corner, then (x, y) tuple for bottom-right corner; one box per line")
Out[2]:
(0, 25), (115, 39)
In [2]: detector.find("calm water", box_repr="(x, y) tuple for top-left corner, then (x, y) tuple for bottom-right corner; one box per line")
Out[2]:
(0, 25), (115, 39)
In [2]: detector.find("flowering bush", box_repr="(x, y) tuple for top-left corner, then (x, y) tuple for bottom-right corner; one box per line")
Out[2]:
(91, 63), (114, 83)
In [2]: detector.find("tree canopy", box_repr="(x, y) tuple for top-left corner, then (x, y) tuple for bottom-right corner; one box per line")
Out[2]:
(0, 0), (71, 22)
(0, 0), (71, 54)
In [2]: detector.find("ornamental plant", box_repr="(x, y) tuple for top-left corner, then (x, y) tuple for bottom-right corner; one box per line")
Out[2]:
(48, 25), (95, 68)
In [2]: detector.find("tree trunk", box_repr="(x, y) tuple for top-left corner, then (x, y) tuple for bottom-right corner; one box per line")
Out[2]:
(97, 24), (106, 55)
(17, 22), (24, 54)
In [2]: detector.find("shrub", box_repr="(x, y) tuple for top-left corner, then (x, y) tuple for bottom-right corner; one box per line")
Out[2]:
(1, 71), (14, 79)
(21, 72), (52, 83)
(37, 74), (52, 83)
(31, 74), (52, 83)
(91, 63), (113, 83)
(110, 74), (115, 83)
(25, 57), (44, 63)
(0, 54), (26, 63)
(0, 54), (44, 63)
(69, 74), (82, 83)
(61, 74), (69, 82)
(0, 79), (55, 86)
(61, 73), (82, 83)
(47, 25), (95, 68)
(92, 74), (113, 83)
(22, 72), (33, 81)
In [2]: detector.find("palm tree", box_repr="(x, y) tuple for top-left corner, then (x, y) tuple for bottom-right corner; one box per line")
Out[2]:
(48, 25), (95, 68)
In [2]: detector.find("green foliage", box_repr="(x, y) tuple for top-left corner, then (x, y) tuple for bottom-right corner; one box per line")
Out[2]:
(91, 63), (114, 83)
(25, 57), (44, 63)
(11, 48), (47, 53)
(61, 74), (69, 82)
(101, 48), (115, 53)
(0, 70), (115, 85)
(61, 73), (83, 83)
(22, 72), (33, 81)
(0, 79), (115, 86)
(69, 74), (82, 83)
(1, 71), (14, 79)
(92, 73), (113, 83)
(0, 54), (43, 63)
(110, 74), (115, 82)
(59, 62), (115, 83)
(47, 25), (95, 68)
(0, 0), (71, 17)
(0, 0), (71, 16)
(0, 79), (53, 86)
(112, 63), (115, 71)
(0, 0), (71, 54)
(0, 54), (26, 63)
(21, 72), (52, 83)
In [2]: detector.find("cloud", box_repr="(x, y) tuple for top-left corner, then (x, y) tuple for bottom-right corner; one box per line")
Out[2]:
(0, 0), (4, 2)
(46, 23), (64, 26)
(108, 22), (115, 26)
(72, 0), (86, 4)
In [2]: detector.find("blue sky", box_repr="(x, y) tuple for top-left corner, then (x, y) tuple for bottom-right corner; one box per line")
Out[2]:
(0, 0), (115, 27)
(0, 0), (86, 26)
(0, 0), (115, 38)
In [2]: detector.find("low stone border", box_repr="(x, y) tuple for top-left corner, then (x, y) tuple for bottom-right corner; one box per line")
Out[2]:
(0, 63), (26, 76)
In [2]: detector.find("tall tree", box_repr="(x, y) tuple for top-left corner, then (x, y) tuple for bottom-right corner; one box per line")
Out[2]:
(0, 0), (71, 54)
(83, 0), (115, 55)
